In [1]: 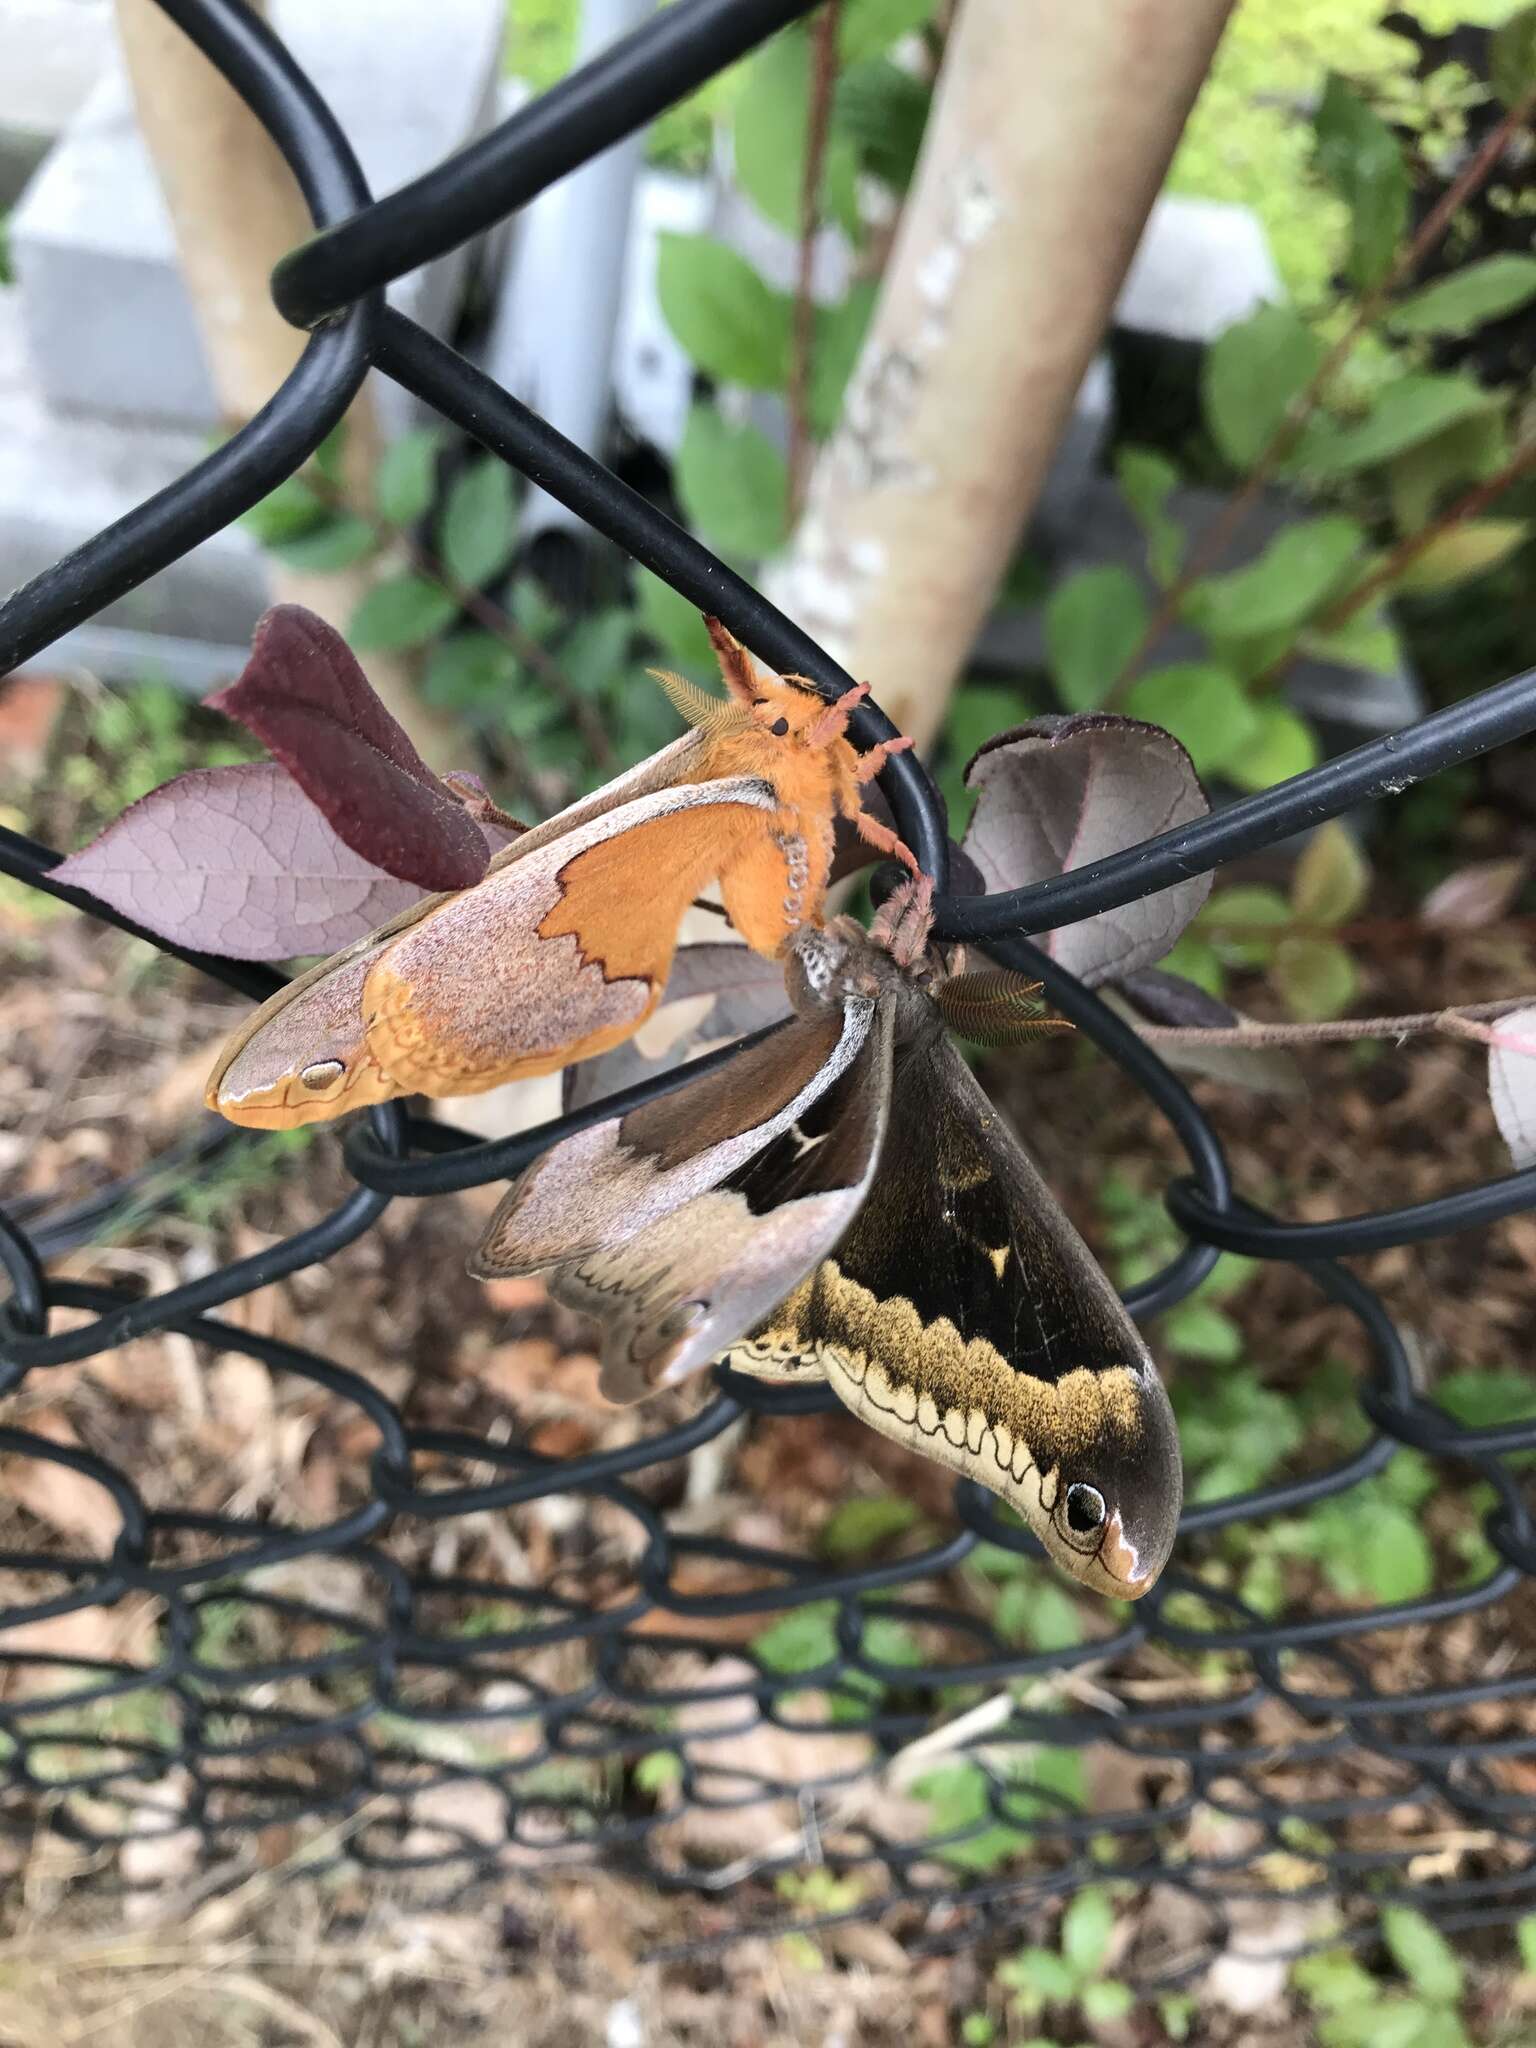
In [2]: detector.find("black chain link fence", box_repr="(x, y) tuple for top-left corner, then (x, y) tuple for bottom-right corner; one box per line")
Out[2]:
(4, 0), (1536, 1970)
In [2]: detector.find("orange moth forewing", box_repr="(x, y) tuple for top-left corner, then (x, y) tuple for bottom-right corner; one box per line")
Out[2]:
(204, 618), (917, 1129)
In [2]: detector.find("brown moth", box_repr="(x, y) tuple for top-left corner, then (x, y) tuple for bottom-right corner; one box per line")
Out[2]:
(473, 883), (1183, 1600)
(204, 618), (916, 1130)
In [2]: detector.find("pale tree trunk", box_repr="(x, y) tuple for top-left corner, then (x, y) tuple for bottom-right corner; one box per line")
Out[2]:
(115, 0), (464, 768)
(767, 0), (1236, 756)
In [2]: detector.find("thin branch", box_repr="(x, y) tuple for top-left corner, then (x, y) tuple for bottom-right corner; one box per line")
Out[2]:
(787, 0), (842, 522)
(1136, 994), (1536, 1053)
(1107, 82), (1536, 700)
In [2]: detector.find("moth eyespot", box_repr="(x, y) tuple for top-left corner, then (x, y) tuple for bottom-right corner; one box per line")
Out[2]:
(1064, 1483), (1107, 1536)
(298, 1060), (346, 1091)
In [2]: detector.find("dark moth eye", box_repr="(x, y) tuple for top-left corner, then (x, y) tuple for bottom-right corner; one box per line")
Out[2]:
(1065, 1483), (1107, 1535)
(770, 717), (790, 736)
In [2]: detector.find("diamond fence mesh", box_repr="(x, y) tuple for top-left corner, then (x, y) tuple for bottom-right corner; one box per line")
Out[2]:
(3, 0), (1536, 1971)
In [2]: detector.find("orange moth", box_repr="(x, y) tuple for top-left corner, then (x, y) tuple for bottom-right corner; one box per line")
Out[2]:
(204, 618), (916, 1129)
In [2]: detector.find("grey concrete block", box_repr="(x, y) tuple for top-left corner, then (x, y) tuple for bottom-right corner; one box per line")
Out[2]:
(0, 286), (270, 682)
(0, 0), (114, 207)
(10, 0), (505, 429)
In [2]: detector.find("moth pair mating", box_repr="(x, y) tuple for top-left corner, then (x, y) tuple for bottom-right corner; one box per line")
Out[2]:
(204, 620), (1182, 1598)
(478, 885), (1181, 1598)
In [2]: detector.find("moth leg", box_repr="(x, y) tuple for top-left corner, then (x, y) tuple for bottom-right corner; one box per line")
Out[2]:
(852, 734), (914, 784)
(850, 805), (923, 878)
(869, 872), (935, 968)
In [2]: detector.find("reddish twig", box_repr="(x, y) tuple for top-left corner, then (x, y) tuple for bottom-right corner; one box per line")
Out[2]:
(787, 1), (842, 522)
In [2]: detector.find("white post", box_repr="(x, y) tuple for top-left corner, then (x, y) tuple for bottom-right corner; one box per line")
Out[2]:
(488, 0), (656, 541)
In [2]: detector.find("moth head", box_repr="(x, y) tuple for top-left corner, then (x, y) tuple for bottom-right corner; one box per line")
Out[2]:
(701, 614), (867, 751)
(1035, 1365), (1182, 1600)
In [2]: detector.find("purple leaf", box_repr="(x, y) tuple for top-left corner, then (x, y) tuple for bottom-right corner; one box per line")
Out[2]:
(207, 605), (489, 891)
(962, 714), (1212, 985)
(52, 762), (437, 960)
(1488, 1005), (1536, 1169)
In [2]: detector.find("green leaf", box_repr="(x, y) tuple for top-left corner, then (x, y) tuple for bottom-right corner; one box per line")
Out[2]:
(1387, 255), (1536, 338)
(347, 573), (459, 652)
(1158, 933), (1224, 998)
(1314, 74), (1409, 289)
(959, 2017), (996, 2048)
(1186, 518), (1363, 643)
(1302, 377), (1500, 478)
(439, 457), (517, 589)
(1392, 522), (1529, 595)
(1044, 566), (1148, 711)
(1008, 1948), (1079, 2001)
(1436, 1371), (1536, 1431)
(635, 570), (717, 670)
(1116, 446), (1183, 584)
(835, 59), (930, 192)
(1164, 1301), (1244, 1364)
(675, 403), (790, 560)
(421, 631), (518, 711)
(1080, 1980), (1134, 2025)
(752, 1602), (837, 1676)
(994, 1577), (1082, 1653)
(810, 282), (878, 436)
(657, 233), (793, 390)
(1517, 1914), (1536, 1976)
(1382, 1906), (1462, 2004)
(312, 423), (348, 488)
(1123, 663), (1261, 778)
(1492, 4), (1536, 108)
(1199, 883), (1293, 966)
(560, 610), (634, 699)
(1387, 411), (1507, 532)
(1174, 1375), (1301, 1501)
(735, 30), (860, 237)
(269, 514), (376, 573)
(1294, 1950), (1381, 2012)
(376, 427), (444, 527)
(1202, 304), (1322, 468)
(240, 473), (329, 547)
(1060, 1888), (1114, 1976)
(1292, 821), (1370, 926)
(818, 1495), (919, 1560)
(838, 0), (936, 64)
(1273, 935), (1358, 1020)
(1227, 704), (1320, 792)
(1300, 610), (1401, 677)
(633, 1751), (683, 1801)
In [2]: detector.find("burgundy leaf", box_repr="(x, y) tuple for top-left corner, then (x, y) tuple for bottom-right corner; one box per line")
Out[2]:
(208, 605), (489, 891)
(1116, 966), (1237, 1030)
(1112, 970), (1305, 1097)
(962, 714), (1211, 985)
(52, 762), (436, 960)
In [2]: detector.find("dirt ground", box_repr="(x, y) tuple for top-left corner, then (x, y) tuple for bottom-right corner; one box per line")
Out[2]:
(5, 690), (1536, 2043)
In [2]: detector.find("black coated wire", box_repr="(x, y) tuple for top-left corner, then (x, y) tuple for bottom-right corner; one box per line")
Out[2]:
(1, 0), (1535, 1970)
